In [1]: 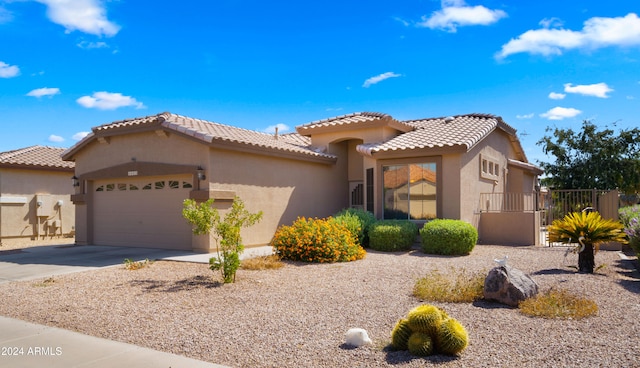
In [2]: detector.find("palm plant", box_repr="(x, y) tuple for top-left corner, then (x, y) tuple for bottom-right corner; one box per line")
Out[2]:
(548, 211), (627, 273)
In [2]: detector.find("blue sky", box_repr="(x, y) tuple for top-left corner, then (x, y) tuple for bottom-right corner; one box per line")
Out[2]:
(1, 0), (639, 165)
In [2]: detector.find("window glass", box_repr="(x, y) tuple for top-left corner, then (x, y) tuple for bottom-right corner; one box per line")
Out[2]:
(169, 180), (180, 189)
(118, 183), (127, 191)
(182, 181), (193, 189)
(383, 163), (437, 220)
(142, 183), (152, 190)
(155, 181), (165, 190)
(106, 184), (115, 191)
(96, 185), (104, 192)
(129, 184), (139, 190)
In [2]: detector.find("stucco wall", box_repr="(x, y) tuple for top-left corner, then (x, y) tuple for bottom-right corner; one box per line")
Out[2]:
(478, 211), (541, 246)
(459, 130), (511, 225)
(0, 168), (74, 240)
(206, 142), (348, 247)
(73, 131), (209, 175)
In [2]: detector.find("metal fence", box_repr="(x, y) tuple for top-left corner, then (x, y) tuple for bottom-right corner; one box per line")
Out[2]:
(541, 189), (619, 225)
(479, 189), (621, 247)
(478, 192), (538, 213)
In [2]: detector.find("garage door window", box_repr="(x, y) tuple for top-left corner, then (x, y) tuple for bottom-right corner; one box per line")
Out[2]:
(96, 180), (193, 192)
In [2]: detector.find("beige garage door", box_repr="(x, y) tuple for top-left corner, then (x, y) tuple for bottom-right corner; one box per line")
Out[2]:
(92, 176), (193, 249)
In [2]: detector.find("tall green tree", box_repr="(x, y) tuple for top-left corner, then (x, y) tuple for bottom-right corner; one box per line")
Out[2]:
(537, 121), (640, 193)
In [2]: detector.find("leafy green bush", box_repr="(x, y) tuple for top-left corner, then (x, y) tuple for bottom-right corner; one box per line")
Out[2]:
(369, 220), (419, 251)
(270, 217), (366, 263)
(420, 219), (477, 255)
(183, 197), (262, 283)
(619, 205), (640, 256)
(334, 208), (376, 246)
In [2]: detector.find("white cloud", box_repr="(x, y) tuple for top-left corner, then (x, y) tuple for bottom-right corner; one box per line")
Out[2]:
(35, 0), (120, 37)
(72, 131), (90, 140)
(539, 17), (563, 29)
(516, 113), (534, 119)
(264, 123), (290, 134)
(77, 40), (109, 49)
(48, 134), (64, 143)
(418, 0), (507, 32)
(393, 17), (410, 27)
(0, 6), (13, 23)
(0, 61), (20, 78)
(77, 91), (145, 110)
(540, 107), (582, 120)
(363, 72), (401, 88)
(26, 87), (61, 98)
(497, 13), (640, 59)
(564, 82), (613, 98)
(548, 92), (566, 100)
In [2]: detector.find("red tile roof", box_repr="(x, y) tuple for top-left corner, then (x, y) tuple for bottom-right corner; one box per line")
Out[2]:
(63, 111), (532, 166)
(296, 112), (414, 135)
(65, 112), (334, 162)
(0, 146), (74, 170)
(357, 113), (521, 157)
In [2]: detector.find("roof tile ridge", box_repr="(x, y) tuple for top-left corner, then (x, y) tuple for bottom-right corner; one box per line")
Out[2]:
(165, 112), (272, 136)
(93, 112), (167, 131)
(0, 145), (41, 161)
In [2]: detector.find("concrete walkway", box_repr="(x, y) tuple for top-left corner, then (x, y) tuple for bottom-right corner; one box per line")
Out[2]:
(0, 243), (274, 367)
(0, 316), (226, 368)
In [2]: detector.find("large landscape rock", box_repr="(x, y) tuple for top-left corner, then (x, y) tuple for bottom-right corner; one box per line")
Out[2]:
(483, 266), (539, 307)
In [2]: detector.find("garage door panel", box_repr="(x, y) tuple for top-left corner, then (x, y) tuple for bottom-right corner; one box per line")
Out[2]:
(93, 176), (192, 249)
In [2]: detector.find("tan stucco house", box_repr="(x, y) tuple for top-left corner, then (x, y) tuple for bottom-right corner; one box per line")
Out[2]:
(0, 146), (75, 244)
(62, 111), (542, 251)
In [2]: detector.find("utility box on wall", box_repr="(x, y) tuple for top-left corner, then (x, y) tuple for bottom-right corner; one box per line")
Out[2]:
(35, 194), (53, 217)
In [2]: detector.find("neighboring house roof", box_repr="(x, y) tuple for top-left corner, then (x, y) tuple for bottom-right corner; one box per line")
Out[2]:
(357, 113), (527, 161)
(0, 145), (74, 171)
(62, 112), (336, 163)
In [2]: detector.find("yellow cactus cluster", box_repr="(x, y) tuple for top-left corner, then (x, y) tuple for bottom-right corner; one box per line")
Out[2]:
(391, 304), (468, 356)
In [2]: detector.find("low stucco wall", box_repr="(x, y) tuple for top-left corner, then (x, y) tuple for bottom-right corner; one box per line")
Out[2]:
(478, 211), (541, 246)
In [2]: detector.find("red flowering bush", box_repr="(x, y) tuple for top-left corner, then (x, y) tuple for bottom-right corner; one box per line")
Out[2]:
(271, 217), (366, 263)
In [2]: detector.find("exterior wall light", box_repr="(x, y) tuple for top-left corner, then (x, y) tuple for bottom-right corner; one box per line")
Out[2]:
(72, 175), (80, 187)
(197, 167), (206, 181)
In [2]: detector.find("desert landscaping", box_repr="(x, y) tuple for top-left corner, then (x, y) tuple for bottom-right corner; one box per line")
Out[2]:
(0, 240), (638, 368)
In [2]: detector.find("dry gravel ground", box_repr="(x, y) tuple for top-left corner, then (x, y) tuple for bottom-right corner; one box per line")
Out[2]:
(0, 244), (638, 368)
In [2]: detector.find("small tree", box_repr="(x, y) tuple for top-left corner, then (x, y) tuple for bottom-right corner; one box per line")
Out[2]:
(183, 197), (263, 283)
(548, 211), (627, 273)
(537, 120), (640, 193)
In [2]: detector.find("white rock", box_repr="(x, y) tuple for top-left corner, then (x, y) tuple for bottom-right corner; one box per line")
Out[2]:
(345, 328), (372, 347)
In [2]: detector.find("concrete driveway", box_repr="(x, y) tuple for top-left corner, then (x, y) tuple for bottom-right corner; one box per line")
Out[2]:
(0, 244), (198, 284)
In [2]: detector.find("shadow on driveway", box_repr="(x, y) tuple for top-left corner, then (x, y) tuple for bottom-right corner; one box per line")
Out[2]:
(0, 244), (196, 284)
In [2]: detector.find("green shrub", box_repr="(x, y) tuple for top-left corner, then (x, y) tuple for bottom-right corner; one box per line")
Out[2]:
(619, 205), (640, 256)
(369, 220), (419, 251)
(183, 197), (262, 283)
(334, 208), (376, 246)
(270, 217), (366, 263)
(420, 219), (477, 255)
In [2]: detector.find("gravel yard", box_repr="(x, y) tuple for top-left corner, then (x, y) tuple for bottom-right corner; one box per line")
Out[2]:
(0, 244), (638, 368)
